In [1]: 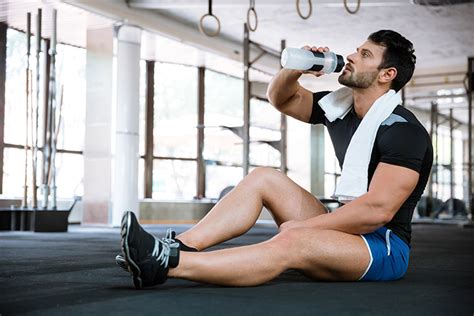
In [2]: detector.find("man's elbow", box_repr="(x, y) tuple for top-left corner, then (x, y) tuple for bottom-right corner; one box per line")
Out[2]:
(266, 88), (281, 109)
(367, 195), (396, 225)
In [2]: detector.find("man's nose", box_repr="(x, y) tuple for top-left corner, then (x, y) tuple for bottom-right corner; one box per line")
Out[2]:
(346, 53), (355, 64)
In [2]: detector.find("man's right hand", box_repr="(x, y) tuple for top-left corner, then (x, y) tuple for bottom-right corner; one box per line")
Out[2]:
(301, 45), (330, 77)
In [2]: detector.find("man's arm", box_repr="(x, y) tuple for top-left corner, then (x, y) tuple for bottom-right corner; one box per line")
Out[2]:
(267, 46), (329, 123)
(267, 69), (314, 123)
(281, 162), (419, 234)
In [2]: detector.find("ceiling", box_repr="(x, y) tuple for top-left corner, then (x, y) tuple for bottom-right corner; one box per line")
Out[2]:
(1, 0), (473, 124)
(126, 0), (474, 73)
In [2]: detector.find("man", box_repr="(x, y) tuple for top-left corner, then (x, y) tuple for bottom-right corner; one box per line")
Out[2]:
(118, 29), (433, 289)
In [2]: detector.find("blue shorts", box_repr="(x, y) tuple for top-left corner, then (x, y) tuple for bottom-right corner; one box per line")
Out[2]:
(359, 226), (410, 281)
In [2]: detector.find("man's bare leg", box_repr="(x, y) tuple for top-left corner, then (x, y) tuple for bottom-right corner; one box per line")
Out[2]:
(170, 227), (371, 286)
(178, 167), (329, 251)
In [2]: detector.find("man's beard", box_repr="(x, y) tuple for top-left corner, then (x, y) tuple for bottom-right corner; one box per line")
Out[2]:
(338, 69), (378, 89)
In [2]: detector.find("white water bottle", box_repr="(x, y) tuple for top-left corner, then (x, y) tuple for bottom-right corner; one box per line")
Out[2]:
(281, 47), (345, 73)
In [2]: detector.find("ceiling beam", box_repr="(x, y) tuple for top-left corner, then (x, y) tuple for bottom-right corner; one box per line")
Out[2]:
(63, 0), (280, 73)
(126, 0), (413, 9)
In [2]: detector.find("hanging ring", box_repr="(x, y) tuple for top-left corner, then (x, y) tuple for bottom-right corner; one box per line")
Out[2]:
(247, 7), (258, 32)
(344, 0), (361, 14)
(199, 13), (221, 37)
(199, 0), (221, 37)
(296, 0), (312, 20)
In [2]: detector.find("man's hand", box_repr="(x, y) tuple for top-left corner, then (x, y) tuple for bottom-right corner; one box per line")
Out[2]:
(301, 45), (330, 77)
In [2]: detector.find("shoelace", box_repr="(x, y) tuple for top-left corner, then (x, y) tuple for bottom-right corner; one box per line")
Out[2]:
(151, 228), (179, 267)
(163, 228), (175, 243)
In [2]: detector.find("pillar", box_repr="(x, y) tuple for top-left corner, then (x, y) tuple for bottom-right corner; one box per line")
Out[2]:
(111, 24), (142, 227)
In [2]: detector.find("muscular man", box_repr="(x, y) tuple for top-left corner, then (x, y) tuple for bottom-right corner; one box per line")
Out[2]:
(118, 29), (433, 289)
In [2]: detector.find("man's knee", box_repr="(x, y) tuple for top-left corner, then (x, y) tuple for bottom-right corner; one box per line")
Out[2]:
(273, 227), (316, 250)
(249, 166), (280, 179)
(271, 227), (321, 267)
(247, 167), (283, 188)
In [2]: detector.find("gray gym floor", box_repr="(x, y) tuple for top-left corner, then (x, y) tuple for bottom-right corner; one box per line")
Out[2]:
(0, 223), (473, 315)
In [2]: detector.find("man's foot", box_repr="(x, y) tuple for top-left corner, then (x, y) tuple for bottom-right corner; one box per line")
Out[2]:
(116, 227), (197, 273)
(120, 211), (180, 289)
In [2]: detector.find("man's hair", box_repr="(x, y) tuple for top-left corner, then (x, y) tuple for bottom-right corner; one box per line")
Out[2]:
(368, 30), (416, 92)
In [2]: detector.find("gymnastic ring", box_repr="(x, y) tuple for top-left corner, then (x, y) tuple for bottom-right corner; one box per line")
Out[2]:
(296, 0), (312, 20)
(343, 0), (361, 14)
(247, 7), (258, 32)
(199, 13), (221, 37)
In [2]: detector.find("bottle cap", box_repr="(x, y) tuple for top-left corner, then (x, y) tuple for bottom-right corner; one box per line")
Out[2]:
(335, 55), (345, 72)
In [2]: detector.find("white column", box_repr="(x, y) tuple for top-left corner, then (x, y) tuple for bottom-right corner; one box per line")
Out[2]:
(83, 27), (114, 225)
(111, 24), (142, 227)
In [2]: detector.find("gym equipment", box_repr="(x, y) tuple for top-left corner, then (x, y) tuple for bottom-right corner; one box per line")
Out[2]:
(0, 197), (80, 232)
(247, 0), (258, 32)
(199, 0), (221, 37)
(436, 198), (468, 218)
(296, 0), (312, 20)
(416, 196), (443, 218)
(468, 57), (473, 217)
(344, 0), (361, 14)
(5, 9), (69, 232)
(21, 13), (31, 209)
(218, 186), (235, 201)
(243, 23), (287, 176)
(44, 8), (58, 209)
(32, 8), (41, 209)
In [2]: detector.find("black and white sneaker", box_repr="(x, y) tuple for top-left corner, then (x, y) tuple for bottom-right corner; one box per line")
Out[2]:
(116, 228), (197, 273)
(120, 211), (180, 289)
(115, 254), (130, 273)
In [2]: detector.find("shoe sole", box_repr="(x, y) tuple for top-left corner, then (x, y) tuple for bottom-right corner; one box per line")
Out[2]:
(121, 211), (143, 289)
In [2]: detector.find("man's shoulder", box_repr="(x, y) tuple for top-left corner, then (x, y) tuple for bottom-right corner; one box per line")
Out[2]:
(380, 106), (428, 134)
(376, 110), (432, 155)
(391, 105), (422, 125)
(312, 91), (332, 104)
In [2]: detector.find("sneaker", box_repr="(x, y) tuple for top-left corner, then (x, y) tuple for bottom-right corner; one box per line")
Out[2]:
(116, 228), (196, 273)
(115, 254), (130, 273)
(120, 211), (180, 289)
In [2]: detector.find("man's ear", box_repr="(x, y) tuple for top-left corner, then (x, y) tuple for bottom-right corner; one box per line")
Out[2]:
(379, 67), (397, 85)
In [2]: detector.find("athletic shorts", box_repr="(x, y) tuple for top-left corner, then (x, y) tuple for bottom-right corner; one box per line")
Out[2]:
(359, 226), (410, 281)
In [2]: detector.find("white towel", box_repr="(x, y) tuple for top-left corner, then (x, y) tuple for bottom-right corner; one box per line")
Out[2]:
(318, 87), (402, 202)
(318, 87), (353, 122)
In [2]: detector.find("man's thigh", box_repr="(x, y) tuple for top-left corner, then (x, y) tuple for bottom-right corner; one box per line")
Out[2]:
(257, 168), (329, 225)
(286, 227), (371, 281)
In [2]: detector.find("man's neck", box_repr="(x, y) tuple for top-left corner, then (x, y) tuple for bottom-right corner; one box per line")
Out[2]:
(352, 86), (390, 119)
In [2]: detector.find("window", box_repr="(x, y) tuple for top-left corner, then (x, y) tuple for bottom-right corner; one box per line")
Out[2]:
(249, 98), (281, 168)
(154, 63), (197, 158)
(4, 28), (28, 146)
(432, 126), (464, 202)
(144, 63), (199, 200)
(152, 160), (196, 200)
(205, 165), (241, 199)
(54, 153), (83, 197)
(204, 70), (243, 197)
(55, 44), (86, 151)
(2, 28), (85, 199)
(2, 148), (28, 197)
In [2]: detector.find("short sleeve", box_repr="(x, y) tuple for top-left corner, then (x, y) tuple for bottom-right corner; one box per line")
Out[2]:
(309, 91), (331, 125)
(377, 123), (429, 173)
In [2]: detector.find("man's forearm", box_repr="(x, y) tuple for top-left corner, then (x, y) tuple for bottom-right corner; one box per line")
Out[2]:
(267, 69), (303, 108)
(301, 194), (390, 235)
